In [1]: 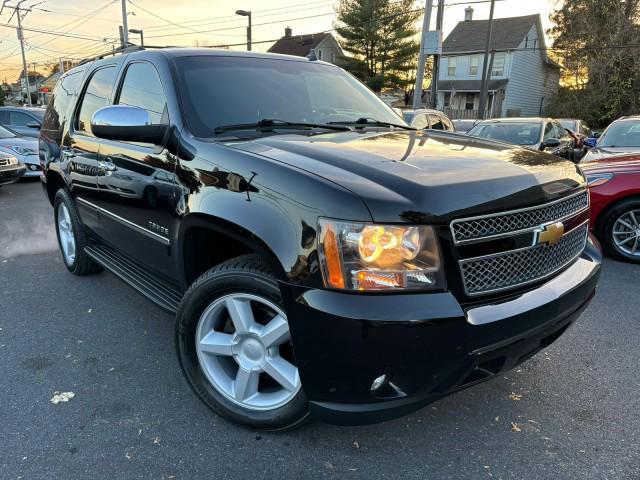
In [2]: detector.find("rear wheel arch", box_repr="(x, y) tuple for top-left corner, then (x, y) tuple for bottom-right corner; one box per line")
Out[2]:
(178, 213), (289, 288)
(45, 169), (67, 205)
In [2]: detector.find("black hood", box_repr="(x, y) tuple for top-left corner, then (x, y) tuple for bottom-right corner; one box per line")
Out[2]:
(229, 130), (585, 223)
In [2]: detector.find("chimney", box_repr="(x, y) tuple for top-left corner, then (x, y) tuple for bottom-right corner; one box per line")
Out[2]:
(464, 6), (473, 21)
(284, 27), (292, 37)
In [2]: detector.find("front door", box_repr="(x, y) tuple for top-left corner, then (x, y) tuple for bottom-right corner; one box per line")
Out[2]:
(66, 65), (119, 234)
(95, 61), (179, 278)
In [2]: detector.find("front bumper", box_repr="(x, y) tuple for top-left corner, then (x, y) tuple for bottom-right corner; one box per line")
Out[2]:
(283, 234), (602, 425)
(0, 164), (26, 185)
(20, 154), (41, 177)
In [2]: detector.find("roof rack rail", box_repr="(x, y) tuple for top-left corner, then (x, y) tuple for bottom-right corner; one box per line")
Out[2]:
(76, 44), (177, 66)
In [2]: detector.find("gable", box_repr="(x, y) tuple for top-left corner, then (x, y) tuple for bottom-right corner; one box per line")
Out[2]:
(443, 14), (539, 53)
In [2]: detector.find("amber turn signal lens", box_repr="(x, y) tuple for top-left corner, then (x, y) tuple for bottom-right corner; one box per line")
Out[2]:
(322, 224), (345, 289)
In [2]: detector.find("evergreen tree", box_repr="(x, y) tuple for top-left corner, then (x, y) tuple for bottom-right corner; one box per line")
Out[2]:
(335, 0), (421, 92)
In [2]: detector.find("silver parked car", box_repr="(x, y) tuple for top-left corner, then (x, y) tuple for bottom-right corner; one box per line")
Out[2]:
(0, 107), (45, 138)
(0, 125), (39, 176)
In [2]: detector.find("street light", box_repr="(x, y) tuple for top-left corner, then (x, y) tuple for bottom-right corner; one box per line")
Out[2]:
(235, 9), (251, 51)
(128, 28), (144, 48)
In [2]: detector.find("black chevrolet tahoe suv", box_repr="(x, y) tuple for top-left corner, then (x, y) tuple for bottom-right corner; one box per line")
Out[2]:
(39, 48), (601, 430)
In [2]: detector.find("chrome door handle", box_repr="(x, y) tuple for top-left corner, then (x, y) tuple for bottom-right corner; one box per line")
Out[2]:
(98, 160), (117, 172)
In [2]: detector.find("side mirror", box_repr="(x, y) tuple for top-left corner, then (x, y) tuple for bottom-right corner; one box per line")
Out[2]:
(26, 121), (40, 129)
(583, 137), (597, 149)
(91, 106), (168, 144)
(542, 138), (561, 149)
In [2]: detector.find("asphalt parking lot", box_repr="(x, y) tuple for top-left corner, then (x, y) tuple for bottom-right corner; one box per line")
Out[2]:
(1, 180), (639, 480)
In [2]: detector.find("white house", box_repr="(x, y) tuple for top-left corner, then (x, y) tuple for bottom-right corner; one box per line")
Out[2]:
(436, 10), (561, 119)
(267, 28), (344, 64)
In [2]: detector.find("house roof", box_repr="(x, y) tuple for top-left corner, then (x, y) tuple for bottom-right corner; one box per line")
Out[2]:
(438, 79), (509, 92)
(267, 32), (330, 57)
(443, 14), (540, 53)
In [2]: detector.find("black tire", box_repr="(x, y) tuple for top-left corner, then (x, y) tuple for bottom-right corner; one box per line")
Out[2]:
(175, 254), (309, 431)
(600, 198), (640, 264)
(53, 189), (102, 275)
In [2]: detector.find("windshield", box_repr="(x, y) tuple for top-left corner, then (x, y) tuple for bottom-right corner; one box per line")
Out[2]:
(598, 120), (640, 147)
(468, 122), (542, 146)
(173, 56), (404, 137)
(558, 119), (577, 131)
(0, 125), (17, 139)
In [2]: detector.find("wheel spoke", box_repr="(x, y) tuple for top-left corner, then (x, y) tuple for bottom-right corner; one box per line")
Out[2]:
(629, 211), (639, 227)
(233, 368), (259, 401)
(263, 355), (299, 391)
(632, 237), (639, 254)
(199, 331), (234, 356)
(260, 314), (290, 348)
(617, 219), (634, 230)
(616, 235), (636, 246)
(225, 298), (255, 333)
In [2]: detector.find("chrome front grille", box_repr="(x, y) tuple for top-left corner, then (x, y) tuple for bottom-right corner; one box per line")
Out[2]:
(451, 190), (589, 244)
(0, 157), (9, 166)
(459, 222), (588, 296)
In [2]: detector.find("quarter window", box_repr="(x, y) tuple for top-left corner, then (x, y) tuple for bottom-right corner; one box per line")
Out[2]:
(76, 66), (116, 135)
(44, 70), (83, 130)
(117, 62), (168, 125)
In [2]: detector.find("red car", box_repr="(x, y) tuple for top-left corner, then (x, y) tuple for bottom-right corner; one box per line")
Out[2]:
(582, 154), (640, 263)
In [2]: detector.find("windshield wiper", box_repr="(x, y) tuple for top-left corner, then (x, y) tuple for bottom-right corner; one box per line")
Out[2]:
(328, 117), (415, 130)
(213, 118), (351, 135)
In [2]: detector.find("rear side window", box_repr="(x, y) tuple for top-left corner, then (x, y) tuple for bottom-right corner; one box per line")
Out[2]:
(76, 66), (116, 135)
(9, 111), (35, 126)
(117, 62), (167, 124)
(43, 70), (83, 131)
(543, 122), (555, 140)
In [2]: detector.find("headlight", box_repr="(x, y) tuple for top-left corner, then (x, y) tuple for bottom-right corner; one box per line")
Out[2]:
(318, 219), (445, 291)
(585, 172), (614, 187)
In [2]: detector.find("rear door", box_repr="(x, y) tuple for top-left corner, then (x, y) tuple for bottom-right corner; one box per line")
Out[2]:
(95, 60), (179, 278)
(66, 64), (119, 234)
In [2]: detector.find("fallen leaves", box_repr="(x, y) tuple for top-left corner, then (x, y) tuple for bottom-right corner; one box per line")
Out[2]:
(352, 440), (360, 449)
(509, 392), (522, 401)
(50, 391), (75, 404)
(510, 422), (522, 432)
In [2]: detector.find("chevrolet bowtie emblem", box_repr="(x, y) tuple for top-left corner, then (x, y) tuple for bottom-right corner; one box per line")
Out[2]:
(533, 222), (565, 246)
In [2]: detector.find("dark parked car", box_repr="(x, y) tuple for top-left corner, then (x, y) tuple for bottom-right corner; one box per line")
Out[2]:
(468, 118), (576, 161)
(0, 152), (25, 186)
(402, 108), (454, 131)
(582, 154), (640, 263)
(582, 116), (640, 162)
(0, 107), (45, 138)
(40, 48), (601, 430)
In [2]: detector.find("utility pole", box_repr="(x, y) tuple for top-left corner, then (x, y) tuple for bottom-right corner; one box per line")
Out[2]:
(413, 0), (434, 109)
(477, 0), (495, 119)
(121, 0), (129, 49)
(430, 0), (444, 109)
(59, 58), (65, 74)
(15, 1), (32, 106)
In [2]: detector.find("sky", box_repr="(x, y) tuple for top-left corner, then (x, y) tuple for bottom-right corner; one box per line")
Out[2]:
(0, 0), (560, 82)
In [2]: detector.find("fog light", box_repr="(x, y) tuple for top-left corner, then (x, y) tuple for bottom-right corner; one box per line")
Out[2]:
(28, 164), (39, 171)
(370, 374), (388, 391)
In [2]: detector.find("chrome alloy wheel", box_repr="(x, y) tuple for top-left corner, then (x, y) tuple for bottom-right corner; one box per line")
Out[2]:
(612, 209), (640, 256)
(57, 202), (76, 266)
(195, 293), (301, 411)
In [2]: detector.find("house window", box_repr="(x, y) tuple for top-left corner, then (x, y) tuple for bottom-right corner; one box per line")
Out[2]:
(448, 57), (457, 76)
(444, 92), (451, 107)
(491, 52), (505, 76)
(469, 55), (479, 76)
(317, 49), (322, 60)
(465, 93), (475, 110)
